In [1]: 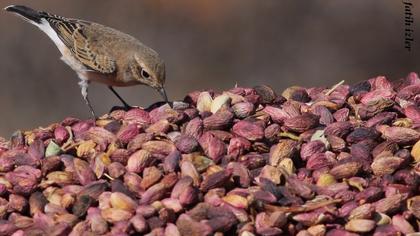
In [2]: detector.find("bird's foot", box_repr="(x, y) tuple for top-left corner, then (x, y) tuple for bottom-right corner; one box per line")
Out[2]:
(109, 100), (172, 113)
(109, 105), (135, 113)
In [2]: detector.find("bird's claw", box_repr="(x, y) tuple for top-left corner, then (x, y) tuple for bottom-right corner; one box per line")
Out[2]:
(109, 105), (135, 113)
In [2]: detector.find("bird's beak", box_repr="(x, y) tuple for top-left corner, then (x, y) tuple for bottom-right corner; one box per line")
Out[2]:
(158, 87), (169, 103)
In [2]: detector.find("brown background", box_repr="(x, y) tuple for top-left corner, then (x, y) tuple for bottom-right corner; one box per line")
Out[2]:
(0, 0), (418, 137)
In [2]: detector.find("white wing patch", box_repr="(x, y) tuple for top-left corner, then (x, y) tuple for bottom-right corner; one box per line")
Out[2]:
(36, 18), (67, 55)
(36, 18), (87, 73)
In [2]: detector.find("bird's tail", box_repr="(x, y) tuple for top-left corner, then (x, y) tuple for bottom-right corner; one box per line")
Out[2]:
(4, 5), (42, 24)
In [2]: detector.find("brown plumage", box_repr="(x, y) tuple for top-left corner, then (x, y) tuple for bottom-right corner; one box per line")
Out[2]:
(5, 5), (167, 118)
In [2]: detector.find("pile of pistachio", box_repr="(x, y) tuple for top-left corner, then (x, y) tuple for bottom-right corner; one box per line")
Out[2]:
(0, 72), (419, 235)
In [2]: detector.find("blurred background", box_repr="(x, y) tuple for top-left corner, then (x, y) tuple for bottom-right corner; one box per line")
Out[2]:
(0, 0), (418, 136)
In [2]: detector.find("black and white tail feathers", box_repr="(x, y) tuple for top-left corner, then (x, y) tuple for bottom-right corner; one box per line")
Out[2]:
(4, 5), (42, 24)
(4, 5), (71, 56)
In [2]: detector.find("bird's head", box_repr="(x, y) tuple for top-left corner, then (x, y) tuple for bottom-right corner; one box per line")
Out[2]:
(131, 52), (168, 102)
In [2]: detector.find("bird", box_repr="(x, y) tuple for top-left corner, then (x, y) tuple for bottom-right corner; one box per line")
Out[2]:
(4, 5), (168, 118)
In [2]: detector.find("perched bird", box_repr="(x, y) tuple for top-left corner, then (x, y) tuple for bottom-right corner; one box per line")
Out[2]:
(5, 5), (167, 118)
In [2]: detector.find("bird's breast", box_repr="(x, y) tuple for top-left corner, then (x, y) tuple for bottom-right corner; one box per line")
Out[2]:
(60, 51), (140, 87)
(82, 71), (141, 87)
(60, 50), (87, 74)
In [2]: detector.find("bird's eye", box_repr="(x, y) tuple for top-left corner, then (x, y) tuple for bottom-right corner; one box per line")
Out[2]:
(141, 69), (150, 79)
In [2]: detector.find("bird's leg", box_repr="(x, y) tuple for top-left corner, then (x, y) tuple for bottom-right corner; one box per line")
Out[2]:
(79, 79), (97, 119)
(108, 86), (131, 109)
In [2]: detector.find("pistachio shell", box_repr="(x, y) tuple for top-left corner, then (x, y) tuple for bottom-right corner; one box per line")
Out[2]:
(76, 140), (96, 158)
(269, 140), (298, 167)
(407, 196), (420, 219)
(345, 219), (376, 233)
(110, 192), (138, 212)
(101, 208), (133, 223)
(222, 194), (248, 209)
(349, 203), (374, 220)
(126, 150), (153, 173)
(371, 156), (404, 176)
(411, 140), (420, 163)
(316, 173), (336, 187)
(211, 94), (231, 113)
(45, 141), (61, 157)
(197, 92), (213, 113)
(232, 120), (264, 141)
(373, 212), (391, 225)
